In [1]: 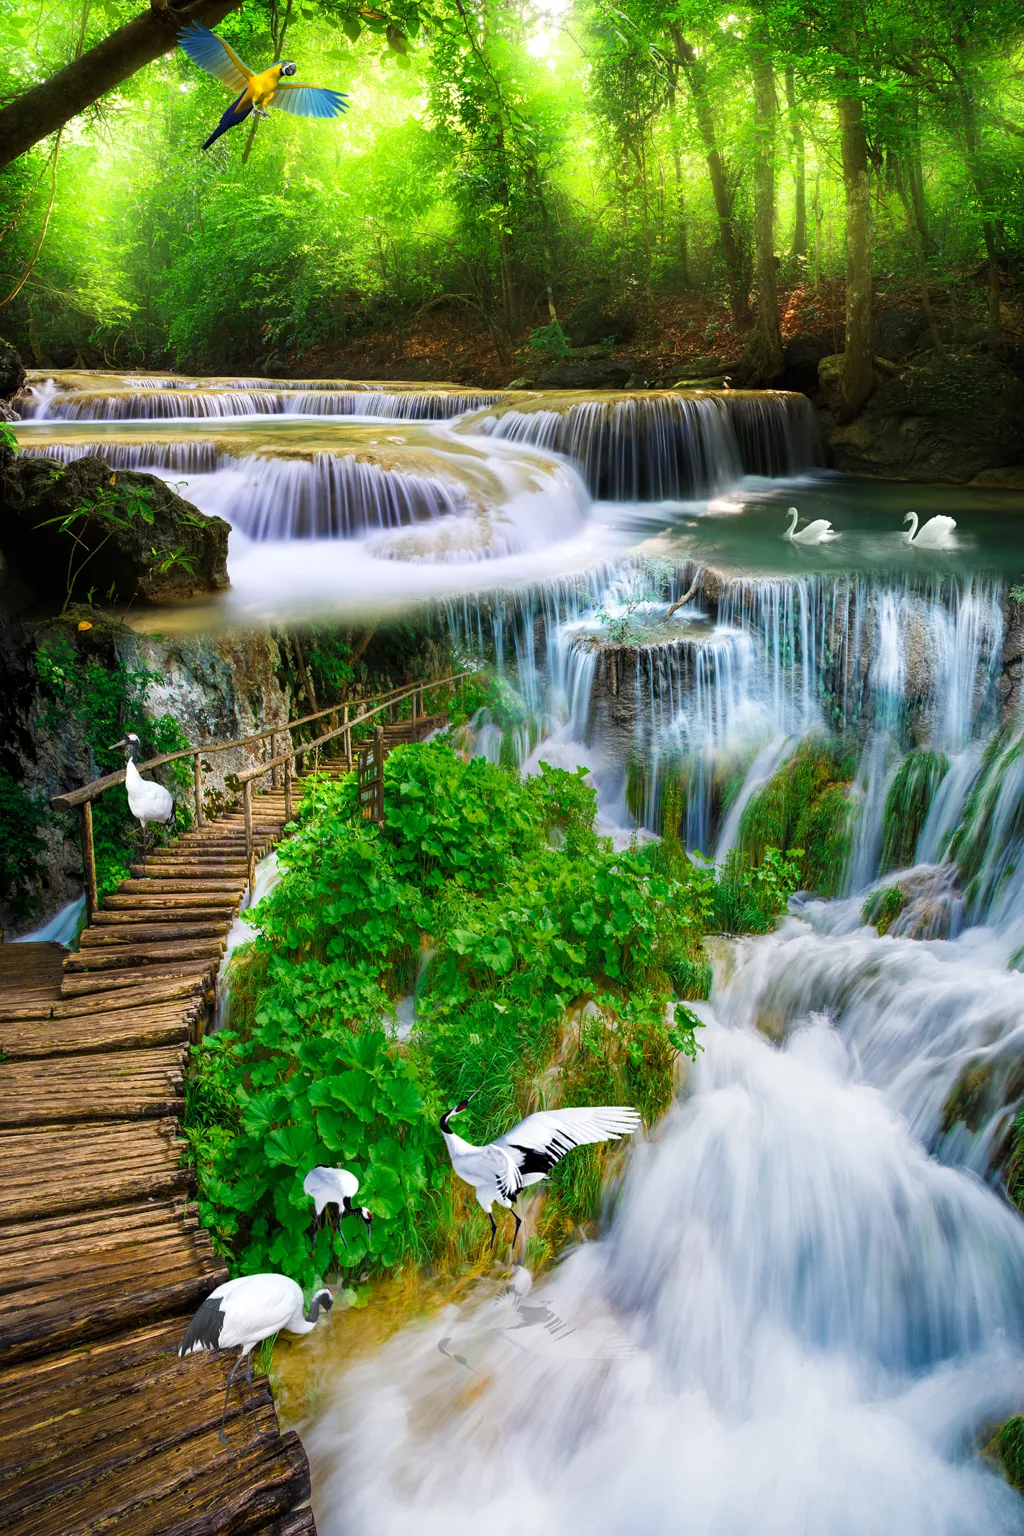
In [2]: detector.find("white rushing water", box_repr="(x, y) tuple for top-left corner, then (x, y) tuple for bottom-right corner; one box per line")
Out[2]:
(306, 1001), (1024, 1534)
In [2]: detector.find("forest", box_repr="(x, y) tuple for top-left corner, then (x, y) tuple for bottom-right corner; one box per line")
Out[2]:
(0, 0), (1022, 412)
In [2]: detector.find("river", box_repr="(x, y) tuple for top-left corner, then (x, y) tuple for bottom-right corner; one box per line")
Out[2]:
(14, 369), (1024, 1529)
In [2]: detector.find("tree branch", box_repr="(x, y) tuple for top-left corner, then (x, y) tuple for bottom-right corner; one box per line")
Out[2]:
(0, 0), (243, 170)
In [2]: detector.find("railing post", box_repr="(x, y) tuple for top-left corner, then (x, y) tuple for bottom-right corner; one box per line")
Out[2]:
(193, 751), (204, 828)
(79, 801), (98, 922)
(272, 731), (280, 790)
(243, 779), (254, 889)
(284, 747), (293, 824)
(344, 704), (351, 772)
(411, 688), (417, 737)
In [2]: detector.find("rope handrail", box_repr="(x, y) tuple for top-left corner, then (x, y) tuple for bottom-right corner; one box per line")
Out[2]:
(235, 671), (475, 785)
(55, 669), (477, 920)
(48, 680), (424, 813)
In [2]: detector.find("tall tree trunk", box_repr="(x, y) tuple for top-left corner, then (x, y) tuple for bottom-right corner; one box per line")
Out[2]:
(837, 80), (873, 418)
(891, 155), (944, 356)
(784, 66), (806, 259)
(741, 21), (783, 384)
(671, 26), (749, 326)
(0, 0), (242, 170)
(904, 94), (936, 257)
(953, 41), (1002, 340)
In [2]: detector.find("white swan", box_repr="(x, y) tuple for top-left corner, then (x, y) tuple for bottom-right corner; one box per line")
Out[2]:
(903, 510), (957, 548)
(784, 506), (836, 545)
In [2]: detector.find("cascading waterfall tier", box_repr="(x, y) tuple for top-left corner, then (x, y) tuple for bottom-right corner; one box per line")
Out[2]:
(462, 390), (822, 499)
(23, 387), (508, 422)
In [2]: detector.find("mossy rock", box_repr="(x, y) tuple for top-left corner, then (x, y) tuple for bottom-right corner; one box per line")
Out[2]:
(738, 737), (855, 896)
(861, 884), (907, 936)
(998, 1416), (1024, 1491)
(828, 350), (1024, 483)
(880, 751), (949, 873)
(0, 454), (229, 606)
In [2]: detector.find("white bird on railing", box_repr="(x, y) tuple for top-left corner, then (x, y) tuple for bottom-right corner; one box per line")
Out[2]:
(440, 1095), (641, 1249)
(784, 506), (837, 545)
(111, 732), (174, 857)
(303, 1165), (373, 1252)
(903, 509), (957, 548)
(179, 1273), (332, 1442)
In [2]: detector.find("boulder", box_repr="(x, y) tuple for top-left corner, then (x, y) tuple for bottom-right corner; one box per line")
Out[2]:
(563, 296), (637, 349)
(826, 350), (1024, 483)
(535, 357), (634, 390)
(871, 307), (930, 362)
(781, 334), (831, 395)
(970, 465), (1024, 489)
(0, 338), (26, 425)
(0, 454), (230, 605)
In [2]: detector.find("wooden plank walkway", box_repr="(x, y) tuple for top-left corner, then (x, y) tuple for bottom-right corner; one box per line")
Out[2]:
(0, 712), (447, 1535)
(0, 788), (316, 1536)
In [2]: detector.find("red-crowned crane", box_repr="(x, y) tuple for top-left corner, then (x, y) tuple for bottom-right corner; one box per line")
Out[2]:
(179, 1273), (332, 1441)
(439, 1095), (641, 1249)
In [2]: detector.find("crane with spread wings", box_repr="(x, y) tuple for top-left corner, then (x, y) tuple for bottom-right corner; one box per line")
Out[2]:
(178, 22), (348, 151)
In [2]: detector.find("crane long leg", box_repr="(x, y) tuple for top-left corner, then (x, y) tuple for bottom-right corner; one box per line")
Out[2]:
(511, 1206), (522, 1251)
(488, 1211), (497, 1250)
(218, 1347), (249, 1444)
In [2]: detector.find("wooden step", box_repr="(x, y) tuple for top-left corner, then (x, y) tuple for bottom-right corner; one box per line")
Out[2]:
(0, 1122), (189, 1222)
(64, 939), (225, 974)
(80, 920), (231, 946)
(0, 1046), (187, 1127)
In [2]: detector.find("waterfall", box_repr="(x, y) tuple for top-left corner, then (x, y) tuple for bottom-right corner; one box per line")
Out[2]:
(19, 441), (225, 472)
(467, 392), (821, 499)
(180, 453), (477, 539)
(25, 387), (508, 422)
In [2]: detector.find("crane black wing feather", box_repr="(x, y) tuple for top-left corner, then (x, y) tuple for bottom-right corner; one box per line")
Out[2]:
(498, 1107), (640, 1178)
(179, 1296), (225, 1355)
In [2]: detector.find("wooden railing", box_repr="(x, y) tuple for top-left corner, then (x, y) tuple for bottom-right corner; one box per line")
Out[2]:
(51, 672), (475, 917)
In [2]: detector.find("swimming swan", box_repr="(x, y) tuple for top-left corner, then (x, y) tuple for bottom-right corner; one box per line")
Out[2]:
(784, 506), (836, 545)
(903, 510), (957, 548)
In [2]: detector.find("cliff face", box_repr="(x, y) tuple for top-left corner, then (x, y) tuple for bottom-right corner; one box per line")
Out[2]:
(0, 612), (292, 937)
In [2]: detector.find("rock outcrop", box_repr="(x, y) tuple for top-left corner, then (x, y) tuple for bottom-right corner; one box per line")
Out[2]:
(822, 349), (1024, 483)
(0, 453), (230, 605)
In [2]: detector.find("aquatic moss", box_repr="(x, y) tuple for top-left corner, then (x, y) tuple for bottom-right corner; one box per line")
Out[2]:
(999, 1416), (1024, 1491)
(880, 751), (949, 874)
(861, 885), (907, 936)
(739, 737), (854, 896)
(948, 733), (1024, 911)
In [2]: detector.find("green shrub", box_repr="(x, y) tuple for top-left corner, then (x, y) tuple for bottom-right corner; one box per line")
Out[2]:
(187, 743), (794, 1285)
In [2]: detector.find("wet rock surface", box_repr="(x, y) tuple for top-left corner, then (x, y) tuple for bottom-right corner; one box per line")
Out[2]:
(0, 453), (229, 605)
(825, 350), (1024, 483)
(0, 338), (26, 424)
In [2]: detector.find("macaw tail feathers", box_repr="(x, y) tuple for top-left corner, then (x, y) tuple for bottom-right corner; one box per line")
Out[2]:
(201, 92), (251, 151)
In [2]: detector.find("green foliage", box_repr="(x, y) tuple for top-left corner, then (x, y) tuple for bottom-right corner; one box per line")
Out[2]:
(0, 422), (19, 456)
(35, 633), (191, 897)
(595, 558), (675, 646)
(713, 846), (804, 934)
(0, 768), (47, 922)
(998, 1415), (1024, 1492)
(41, 478), (156, 615)
(948, 732), (1024, 913)
(527, 320), (572, 356)
(739, 738), (855, 898)
(187, 742), (794, 1284)
(861, 884), (907, 936)
(880, 751), (950, 874)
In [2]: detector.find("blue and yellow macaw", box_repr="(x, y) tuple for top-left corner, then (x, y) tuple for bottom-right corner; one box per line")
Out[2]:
(178, 23), (348, 150)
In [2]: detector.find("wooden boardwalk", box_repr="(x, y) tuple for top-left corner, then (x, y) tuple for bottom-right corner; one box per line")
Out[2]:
(0, 789), (315, 1536)
(0, 712), (447, 1534)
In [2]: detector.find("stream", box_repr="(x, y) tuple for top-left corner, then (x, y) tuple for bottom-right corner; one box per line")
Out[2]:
(15, 371), (1024, 1529)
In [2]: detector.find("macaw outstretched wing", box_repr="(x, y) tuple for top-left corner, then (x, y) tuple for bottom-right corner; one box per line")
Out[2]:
(178, 23), (253, 91)
(270, 83), (349, 119)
